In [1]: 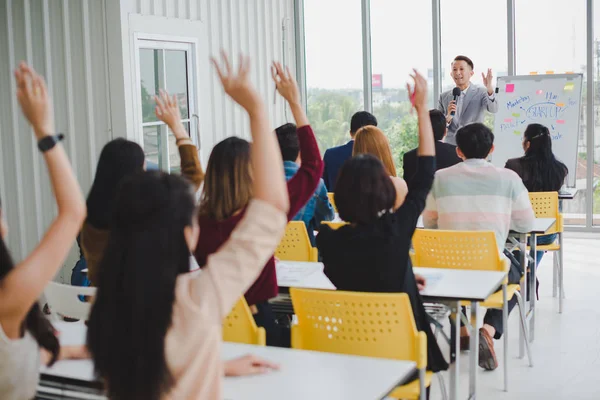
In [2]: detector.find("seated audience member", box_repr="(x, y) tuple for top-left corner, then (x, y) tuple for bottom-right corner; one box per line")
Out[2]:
(87, 53), (288, 400)
(423, 122), (535, 371)
(403, 109), (462, 184)
(81, 90), (204, 285)
(276, 123), (334, 246)
(322, 111), (377, 190)
(317, 71), (449, 376)
(353, 125), (408, 209)
(0, 63), (88, 399)
(194, 62), (322, 347)
(505, 123), (568, 265)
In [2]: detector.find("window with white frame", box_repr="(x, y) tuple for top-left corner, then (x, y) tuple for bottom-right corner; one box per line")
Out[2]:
(136, 39), (197, 173)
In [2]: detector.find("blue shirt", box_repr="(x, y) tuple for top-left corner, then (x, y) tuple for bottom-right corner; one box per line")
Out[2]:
(284, 161), (335, 246)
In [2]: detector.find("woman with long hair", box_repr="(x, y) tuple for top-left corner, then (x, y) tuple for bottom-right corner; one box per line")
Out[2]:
(81, 90), (204, 285)
(317, 72), (448, 386)
(194, 62), (322, 347)
(0, 63), (88, 399)
(505, 123), (568, 265)
(87, 53), (289, 400)
(352, 125), (408, 210)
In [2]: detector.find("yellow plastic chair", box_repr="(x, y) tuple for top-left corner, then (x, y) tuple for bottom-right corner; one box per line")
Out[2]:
(528, 192), (564, 312)
(290, 288), (429, 400)
(320, 221), (347, 230)
(223, 297), (266, 345)
(412, 229), (532, 392)
(327, 192), (337, 213)
(275, 221), (318, 262)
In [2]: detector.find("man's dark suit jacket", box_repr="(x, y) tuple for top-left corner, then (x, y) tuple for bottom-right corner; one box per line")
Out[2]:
(402, 141), (462, 183)
(323, 140), (354, 191)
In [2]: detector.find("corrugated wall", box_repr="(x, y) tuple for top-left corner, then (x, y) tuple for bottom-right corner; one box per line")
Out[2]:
(132, 0), (297, 149)
(0, 0), (111, 271)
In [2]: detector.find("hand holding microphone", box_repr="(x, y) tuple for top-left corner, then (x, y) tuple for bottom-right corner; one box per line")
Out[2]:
(446, 87), (461, 124)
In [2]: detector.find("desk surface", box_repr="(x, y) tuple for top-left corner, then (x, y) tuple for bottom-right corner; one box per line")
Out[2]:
(510, 217), (556, 234)
(559, 188), (577, 199)
(41, 323), (414, 400)
(414, 267), (506, 302)
(222, 343), (415, 400)
(276, 261), (336, 290)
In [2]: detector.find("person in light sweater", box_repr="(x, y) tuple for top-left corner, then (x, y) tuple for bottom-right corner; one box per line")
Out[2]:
(423, 122), (535, 371)
(86, 52), (290, 400)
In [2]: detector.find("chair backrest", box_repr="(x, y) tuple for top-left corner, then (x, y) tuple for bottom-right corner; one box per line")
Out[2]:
(528, 191), (562, 233)
(327, 192), (337, 213)
(290, 288), (426, 368)
(275, 221), (318, 262)
(44, 282), (96, 320)
(411, 229), (505, 272)
(223, 297), (266, 346)
(321, 221), (347, 230)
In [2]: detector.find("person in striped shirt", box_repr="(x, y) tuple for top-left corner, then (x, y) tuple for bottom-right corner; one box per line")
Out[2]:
(423, 122), (535, 371)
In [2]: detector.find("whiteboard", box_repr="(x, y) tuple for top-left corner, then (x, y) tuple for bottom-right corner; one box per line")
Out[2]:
(491, 74), (582, 187)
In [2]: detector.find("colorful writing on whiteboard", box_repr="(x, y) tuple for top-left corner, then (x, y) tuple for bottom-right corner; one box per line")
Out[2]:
(505, 84), (515, 93)
(504, 118), (513, 122)
(512, 113), (520, 117)
(564, 83), (574, 91)
(536, 89), (543, 95)
(556, 102), (565, 107)
(556, 119), (565, 124)
(513, 130), (521, 136)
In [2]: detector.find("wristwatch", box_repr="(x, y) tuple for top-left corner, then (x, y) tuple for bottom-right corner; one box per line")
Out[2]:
(38, 134), (65, 153)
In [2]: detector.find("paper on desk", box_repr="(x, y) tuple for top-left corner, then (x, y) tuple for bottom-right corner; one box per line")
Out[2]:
(276, 261), (323, 284)
(417, 271), (443, 288)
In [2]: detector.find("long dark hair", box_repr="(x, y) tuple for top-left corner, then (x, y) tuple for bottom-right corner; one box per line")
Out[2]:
(0, 197), (60, 365)
(86, 139), (145, 229)
(335, 154), (396, 225)
(86, 171), (196, 400)
(199, 137), (252, 221)
(520, 123), (568, 191)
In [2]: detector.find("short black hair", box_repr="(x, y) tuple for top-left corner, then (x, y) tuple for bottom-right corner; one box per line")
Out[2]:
(275, 123), (299, 161)
(455, 123), (494, 159)
(453, 55), (474, 70)
(334, 154), (396, 225)
(350, 111), (377, 134)
(429, 109), (447, 141)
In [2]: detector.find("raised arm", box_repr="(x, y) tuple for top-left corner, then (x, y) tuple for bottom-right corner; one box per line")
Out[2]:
(481, 69), (498, 113)
(154, 90), (205, 191)
(395, 70), (436, 229)
(0, 63), (86, 325)
(189, 52), (288, 318)
(271, 62), (323, 218)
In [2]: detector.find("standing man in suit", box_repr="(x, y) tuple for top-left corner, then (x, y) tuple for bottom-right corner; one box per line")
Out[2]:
(403, 109), (462, 184)
(322, 111), (377, 190)
(438, 55), (498, 145)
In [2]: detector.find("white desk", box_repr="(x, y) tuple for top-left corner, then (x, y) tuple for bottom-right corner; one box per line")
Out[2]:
(414, 267), (507, 400)
(276, 261), (335, 290)
(222, 342), (415, 400)
(38, 323), (414, 400)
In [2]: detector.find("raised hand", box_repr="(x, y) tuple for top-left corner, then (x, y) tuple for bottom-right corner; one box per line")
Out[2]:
(406, 69), (428, 112)
(482, 68), (494, 95)
(154, 89), (187, 139)
(14, 62), (54, 138)
(212, 51), (260, 114)
(224, 354), (280, 377)
(271, 62), (300, 106)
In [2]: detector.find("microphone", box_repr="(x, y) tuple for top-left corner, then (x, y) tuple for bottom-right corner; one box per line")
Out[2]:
(451, 87), (461, 116)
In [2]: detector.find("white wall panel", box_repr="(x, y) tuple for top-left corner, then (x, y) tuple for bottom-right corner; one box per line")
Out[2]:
(0, 0), (111, 283)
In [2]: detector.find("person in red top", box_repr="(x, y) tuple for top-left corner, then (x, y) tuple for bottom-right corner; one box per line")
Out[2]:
(195, 62), (322, 346)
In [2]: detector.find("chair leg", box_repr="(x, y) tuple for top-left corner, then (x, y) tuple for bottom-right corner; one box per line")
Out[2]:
(436, 372), (448, 400)
(419, 367), (426, 400)
(559, 232), (565, 313)
(502, 285), (508, 392)
(515, 291), (533, 367)
(552, 252), (558, 298)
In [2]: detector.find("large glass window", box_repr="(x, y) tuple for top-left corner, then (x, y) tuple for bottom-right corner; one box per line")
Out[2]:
(516, 0), (587, 225)
(370, 0), (433, 176)
(304, 0), (364, 153)
(441, 0), (508, 131)
(137, 40), (195, 173)
(593, 1), (600, 225)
